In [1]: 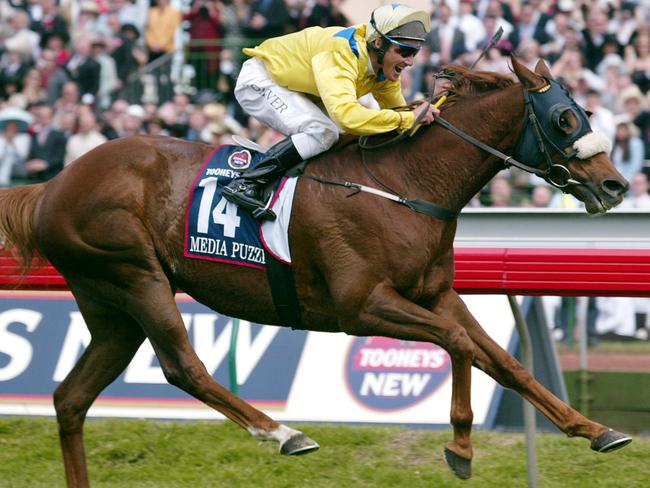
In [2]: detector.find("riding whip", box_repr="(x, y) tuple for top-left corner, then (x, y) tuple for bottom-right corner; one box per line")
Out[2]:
(470, 26), (504, 69)
(430, 26), (504, 112)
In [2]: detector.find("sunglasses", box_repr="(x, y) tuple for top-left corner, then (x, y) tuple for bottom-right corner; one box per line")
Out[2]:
(392, 41), (420, 58)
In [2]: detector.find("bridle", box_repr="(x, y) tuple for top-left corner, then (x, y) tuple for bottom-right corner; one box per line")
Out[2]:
(308, 74), (599, 222)
(363, 72), (593, 189)
(432, 76), (593, 190)
(510, 78), (592, 188)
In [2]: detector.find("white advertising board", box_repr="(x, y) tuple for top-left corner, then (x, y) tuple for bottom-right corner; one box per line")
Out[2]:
(0, 293), (515, 426)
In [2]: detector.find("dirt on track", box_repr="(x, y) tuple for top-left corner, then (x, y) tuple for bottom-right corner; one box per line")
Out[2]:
(558, 350), (650, 371)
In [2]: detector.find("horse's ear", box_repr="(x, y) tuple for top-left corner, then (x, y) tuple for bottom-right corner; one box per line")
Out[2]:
(534, 59), (553, 80)
(510, 55), (547, 91)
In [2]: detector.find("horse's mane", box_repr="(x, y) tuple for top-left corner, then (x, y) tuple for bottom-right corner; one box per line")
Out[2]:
(440, 64), (516, 100)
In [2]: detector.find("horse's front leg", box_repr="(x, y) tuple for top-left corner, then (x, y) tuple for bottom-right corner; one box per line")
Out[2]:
(439, 290), (631, 452)
(342, 281), (475, 479)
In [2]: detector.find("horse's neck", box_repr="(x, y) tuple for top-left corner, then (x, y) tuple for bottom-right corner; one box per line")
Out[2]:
(402, 84), (525, 211)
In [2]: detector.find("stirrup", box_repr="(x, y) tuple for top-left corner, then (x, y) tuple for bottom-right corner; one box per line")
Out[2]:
(251, 193), (277, 221)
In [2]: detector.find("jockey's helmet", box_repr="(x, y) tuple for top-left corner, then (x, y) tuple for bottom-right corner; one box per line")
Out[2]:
(366, 3), (431, 47)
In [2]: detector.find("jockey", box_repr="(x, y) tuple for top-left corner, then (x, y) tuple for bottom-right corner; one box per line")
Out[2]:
(223, 3), (441, 220)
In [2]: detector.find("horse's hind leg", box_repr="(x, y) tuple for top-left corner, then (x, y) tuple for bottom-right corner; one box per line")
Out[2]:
(53, 296), (145, 488)
(442, 291), (631, 451)
(120, 274), (318, 455)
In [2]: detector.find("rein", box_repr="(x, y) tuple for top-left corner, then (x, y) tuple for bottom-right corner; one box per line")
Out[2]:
(432, 109), (579, 189)
(431, 79), (588, 191)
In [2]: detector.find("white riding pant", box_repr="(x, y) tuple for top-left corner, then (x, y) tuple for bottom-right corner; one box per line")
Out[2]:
(234, 57), (340, 160)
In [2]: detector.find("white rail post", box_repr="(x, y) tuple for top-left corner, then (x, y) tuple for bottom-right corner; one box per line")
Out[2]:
(508, 295), (538, 488)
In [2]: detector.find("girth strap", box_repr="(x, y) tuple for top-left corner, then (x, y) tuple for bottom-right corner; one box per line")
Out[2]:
(264, 249), (303, 330)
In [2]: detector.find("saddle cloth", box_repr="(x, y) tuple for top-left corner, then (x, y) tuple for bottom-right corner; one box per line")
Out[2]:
(184, 144), (297, 268)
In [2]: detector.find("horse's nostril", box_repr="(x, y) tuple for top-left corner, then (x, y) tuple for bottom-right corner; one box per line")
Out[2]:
(602, 179), (628, 197)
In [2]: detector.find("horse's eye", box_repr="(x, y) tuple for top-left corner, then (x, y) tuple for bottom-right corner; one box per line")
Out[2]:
(555, 110), (577, 134)
(559, 115), (569, 129)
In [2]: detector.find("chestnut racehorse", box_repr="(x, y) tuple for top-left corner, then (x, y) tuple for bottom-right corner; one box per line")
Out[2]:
(0, 58), (631, 486)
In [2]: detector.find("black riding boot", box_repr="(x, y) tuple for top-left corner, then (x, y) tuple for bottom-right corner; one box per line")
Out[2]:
(222, 138), (303, 220)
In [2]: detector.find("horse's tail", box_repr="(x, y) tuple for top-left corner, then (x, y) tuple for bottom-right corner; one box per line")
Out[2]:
(0, 184), (46, 274)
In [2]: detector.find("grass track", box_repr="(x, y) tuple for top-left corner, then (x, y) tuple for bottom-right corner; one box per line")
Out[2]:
(0, 417), (647, 487)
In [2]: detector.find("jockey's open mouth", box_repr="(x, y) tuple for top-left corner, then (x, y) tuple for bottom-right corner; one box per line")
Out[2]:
(383, 57), (413, 81)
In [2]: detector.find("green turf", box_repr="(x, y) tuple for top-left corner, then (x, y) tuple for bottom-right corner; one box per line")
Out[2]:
(0, 417), (647, 487)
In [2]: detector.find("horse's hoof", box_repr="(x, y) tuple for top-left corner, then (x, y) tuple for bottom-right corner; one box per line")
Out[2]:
(280, 433), (320, 456)
(590, 429), (632, 453)
(444, 447), (472, 480)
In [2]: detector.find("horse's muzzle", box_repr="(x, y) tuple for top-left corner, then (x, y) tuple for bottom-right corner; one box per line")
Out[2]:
(600, 177), (629, 200)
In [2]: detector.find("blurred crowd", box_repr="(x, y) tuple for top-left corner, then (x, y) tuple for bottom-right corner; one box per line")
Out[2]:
(1, 0), (650, 191)
(1, 0), (650, 342)
(0, 0), (355, 185)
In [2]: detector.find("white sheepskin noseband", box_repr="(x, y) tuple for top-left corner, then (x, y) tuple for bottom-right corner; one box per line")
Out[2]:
(573, 132), (612, 159)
